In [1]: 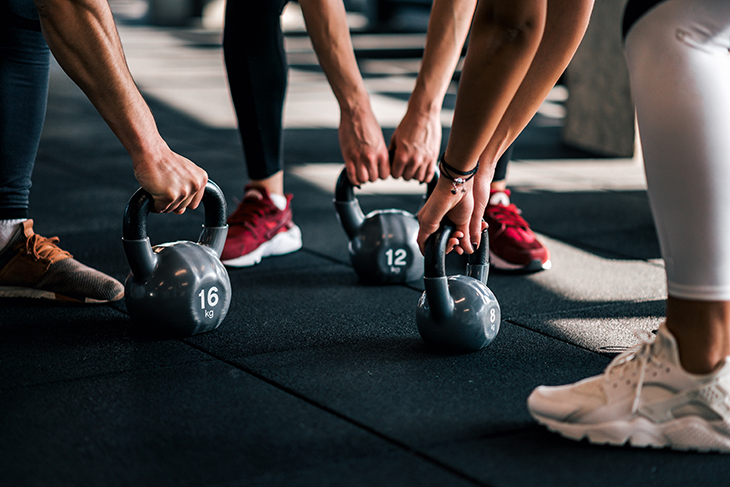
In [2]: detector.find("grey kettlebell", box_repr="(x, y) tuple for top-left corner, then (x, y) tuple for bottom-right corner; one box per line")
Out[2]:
(416, 220), (501, 352)
(122, 181), (231, 336)
(334, 167), (437, 284)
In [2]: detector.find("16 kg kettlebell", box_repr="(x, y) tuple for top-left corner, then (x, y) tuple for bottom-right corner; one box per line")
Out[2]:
(416, 221), (501, 352)
(334, 167), (437, 284)
(122, 181), (231, 336)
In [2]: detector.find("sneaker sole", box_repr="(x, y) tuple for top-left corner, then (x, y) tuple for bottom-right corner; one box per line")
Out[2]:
(223, 225), (303, 268)
(531, 411), (730, 453)
(0, 286), (124, 304)
(490, 251), (552, 273)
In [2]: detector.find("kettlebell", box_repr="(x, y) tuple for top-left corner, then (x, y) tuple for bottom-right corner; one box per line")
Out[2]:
(122, 181), (231, 336)
(416, 220), (501, 352)
(334, 167), (437, 284)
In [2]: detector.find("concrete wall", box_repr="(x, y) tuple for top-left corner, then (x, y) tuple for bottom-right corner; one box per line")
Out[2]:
(563, 0), (635, 157)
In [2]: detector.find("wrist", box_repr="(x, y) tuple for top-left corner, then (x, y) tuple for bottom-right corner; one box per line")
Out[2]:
(406, 91), (443, 119)
(129, 134), (170, 169)
(439, 153), (478, 195)
(337, 88), (371, 118)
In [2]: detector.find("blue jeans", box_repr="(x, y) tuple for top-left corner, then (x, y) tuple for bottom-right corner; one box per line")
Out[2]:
(0, 1), (50, 219)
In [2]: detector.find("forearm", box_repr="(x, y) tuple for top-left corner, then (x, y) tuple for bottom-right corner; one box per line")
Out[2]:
(298, 0), (370, 116)
(35, 0), (166, 164)
(406, 0), (477, 118)
(444, 0), (548, 172)
(477, 0), (594, 166)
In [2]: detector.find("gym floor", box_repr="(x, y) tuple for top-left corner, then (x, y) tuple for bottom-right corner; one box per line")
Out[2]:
(1, 3), (727, 486)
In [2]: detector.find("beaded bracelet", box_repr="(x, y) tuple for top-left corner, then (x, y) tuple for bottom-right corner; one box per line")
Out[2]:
(439, 154), (479, 195)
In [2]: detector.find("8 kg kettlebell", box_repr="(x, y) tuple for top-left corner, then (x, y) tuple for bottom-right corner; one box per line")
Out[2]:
(416, 221), (501, 352)
(122, 181), (231, 336)
(334, 167), (437, 284)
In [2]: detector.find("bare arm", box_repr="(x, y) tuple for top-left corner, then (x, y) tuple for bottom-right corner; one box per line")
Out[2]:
(417, 0), (594, 253)
(34, 0), (207, 213)
(298, 0), (389, 186)
(468, 0), (594, 238)
(390, 0), (477, 182)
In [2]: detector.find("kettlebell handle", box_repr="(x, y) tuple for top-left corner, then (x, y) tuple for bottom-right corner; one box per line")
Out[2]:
(423, 219), (489, 282)
(333, 162), (439, 240)
(422, 220), (489, 322)
(334, 169), (366, 240)
(122, 181), (229, 282)
(123, 181), (227, 239)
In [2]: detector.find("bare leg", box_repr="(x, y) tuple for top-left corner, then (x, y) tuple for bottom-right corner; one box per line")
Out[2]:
(665, 298), (730, 374)
(248, 171), (284, 196)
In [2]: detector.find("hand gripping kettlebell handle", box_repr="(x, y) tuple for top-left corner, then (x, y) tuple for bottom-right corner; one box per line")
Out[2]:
(334, 156), (440, 241)
(423, 219), (489, 281)
(423, 220), (489, 321)
(122, 181), (229, 283)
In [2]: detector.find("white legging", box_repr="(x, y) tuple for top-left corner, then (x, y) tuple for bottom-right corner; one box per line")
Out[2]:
(624, 0), (730, 300)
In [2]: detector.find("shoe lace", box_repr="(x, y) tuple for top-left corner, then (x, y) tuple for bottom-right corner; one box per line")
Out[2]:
(227, 199), (268, 234)
(487, 204), (530, 230)
(605, 330), (659, 414)
(19, 234), (72, 263)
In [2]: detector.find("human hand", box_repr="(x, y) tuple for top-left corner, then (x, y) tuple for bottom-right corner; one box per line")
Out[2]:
(468, 163), (492, 251)
(417, 176), (476, 256)
(339, 106), (389, 186)
(132, 146), (208, 214)
(389, 108), (440, 183)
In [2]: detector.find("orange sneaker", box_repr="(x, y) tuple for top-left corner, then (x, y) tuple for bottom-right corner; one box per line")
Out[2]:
(0, 220), (124, 303)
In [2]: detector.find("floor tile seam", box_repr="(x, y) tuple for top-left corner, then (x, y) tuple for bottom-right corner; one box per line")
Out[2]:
(0, 354), (217, 395)
(180, 340), (494, 487)
(298, 247), (348, 267)
(506, 296), (666, 322)
(503, 318), (618, 359)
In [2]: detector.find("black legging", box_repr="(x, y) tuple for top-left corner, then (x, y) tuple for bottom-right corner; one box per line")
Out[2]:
(223, 0), (290, 181)
(0, 2), (50, 219)
(222, 0), (513, 183)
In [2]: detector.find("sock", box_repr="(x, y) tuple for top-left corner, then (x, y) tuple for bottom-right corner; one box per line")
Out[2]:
(269, 193), (287, 211)
(489, 191), (510, 207)
(0, 219), (26, 254)
(244, 187), (287, 211)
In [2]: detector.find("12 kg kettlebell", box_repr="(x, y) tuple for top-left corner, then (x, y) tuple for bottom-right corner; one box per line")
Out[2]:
(122, 181), (231, 336)
(416, 220), (501, 352)
(334, 167), (437, 284)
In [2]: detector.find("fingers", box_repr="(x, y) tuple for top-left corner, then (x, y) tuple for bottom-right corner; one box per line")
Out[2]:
(416, 217), (441, 256)
(457, 225), (474, 255)
(345, 149), (389, 186)
(391, 149), (435, 183)
(188, 176), (207, 210)
(389, 141), (406, 180)
(377, 149), (390, 181)
(446, 235), (463, 255)
(469, 203), (488, 250)
(345, 160), (362, 187)
(420, 160), (436, 184)
(152, 170), (208, 215)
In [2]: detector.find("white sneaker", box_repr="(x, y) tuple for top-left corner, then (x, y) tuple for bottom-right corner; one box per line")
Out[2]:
(528, 324), (730, 452)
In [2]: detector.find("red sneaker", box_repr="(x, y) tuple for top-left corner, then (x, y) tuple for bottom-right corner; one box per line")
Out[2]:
(484, 189), (551, 272)
(221, 186), (302, 267)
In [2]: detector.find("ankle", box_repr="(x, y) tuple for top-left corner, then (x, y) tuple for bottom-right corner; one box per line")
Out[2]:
(248, 172), (284, 197)
(490, 180), (507, 193)
(665, 297), (730, 374)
